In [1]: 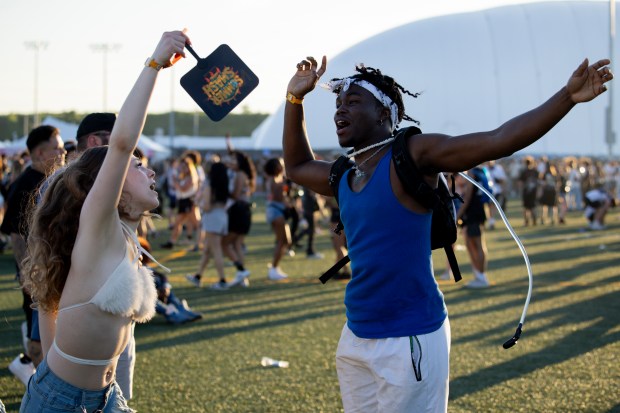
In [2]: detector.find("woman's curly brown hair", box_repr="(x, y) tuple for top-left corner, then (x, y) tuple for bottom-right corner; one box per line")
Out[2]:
(22, 146), (117, 313)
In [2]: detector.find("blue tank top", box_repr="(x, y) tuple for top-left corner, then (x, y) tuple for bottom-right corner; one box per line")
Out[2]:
(339, 148), (447, 338)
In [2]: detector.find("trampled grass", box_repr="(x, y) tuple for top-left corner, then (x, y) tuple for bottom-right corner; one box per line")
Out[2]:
(1, 199), (619, 412)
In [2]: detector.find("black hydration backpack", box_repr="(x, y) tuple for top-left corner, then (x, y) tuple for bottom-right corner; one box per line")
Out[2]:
(320, 126), (463, 283)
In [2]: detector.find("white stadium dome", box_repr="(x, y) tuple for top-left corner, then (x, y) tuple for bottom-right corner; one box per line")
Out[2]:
(251, 1), (617, 156)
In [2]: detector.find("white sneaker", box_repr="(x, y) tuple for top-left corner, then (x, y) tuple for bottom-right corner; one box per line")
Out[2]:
(306, 252), (325, 260)
(8, 354), (35, 386)
(268, 266), (288, 281)
(465, 278), (490, 289)
(590, 221), (606, 231)
(229, 270), (251, 287)
(286, 249), (296, 257)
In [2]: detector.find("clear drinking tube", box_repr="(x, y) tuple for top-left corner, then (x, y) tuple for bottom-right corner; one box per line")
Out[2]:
(457, 171), (533, 349)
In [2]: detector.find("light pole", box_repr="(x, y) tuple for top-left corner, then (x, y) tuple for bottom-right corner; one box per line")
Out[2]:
(169, 67), (176, 150)
(24, 41), (48, 127)
(606, 0), (616, 158)
(90, 43), (121, 111)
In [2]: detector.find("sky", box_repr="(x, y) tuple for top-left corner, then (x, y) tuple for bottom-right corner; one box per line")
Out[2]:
(0, 0), (606, 117)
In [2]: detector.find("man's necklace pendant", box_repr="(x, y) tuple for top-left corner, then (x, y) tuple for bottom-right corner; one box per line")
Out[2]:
(353, 167), (365, 178)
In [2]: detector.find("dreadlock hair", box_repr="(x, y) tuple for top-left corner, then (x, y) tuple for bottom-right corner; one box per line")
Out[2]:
(22, 146), (132, 313)
(330, 64), (421, 126)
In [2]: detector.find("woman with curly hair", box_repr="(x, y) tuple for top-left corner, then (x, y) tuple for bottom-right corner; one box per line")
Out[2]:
(19, 30), (189, 412)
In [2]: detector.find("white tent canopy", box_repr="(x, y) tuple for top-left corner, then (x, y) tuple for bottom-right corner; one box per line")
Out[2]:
(250, 1), (616, 156)
(1, 116), (171, 159)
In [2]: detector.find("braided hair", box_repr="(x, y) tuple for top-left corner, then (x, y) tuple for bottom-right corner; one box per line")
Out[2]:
(330, 64), (420, 126)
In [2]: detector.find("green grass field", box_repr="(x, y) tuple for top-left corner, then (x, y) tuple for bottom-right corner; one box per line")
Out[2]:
(1, 199), (619, 412)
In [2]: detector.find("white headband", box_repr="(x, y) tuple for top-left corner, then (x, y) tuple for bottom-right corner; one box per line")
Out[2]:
(322, 78), (399, 129)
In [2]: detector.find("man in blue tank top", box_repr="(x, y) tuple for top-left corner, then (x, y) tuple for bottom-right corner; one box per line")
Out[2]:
(282, 55), (611, 412)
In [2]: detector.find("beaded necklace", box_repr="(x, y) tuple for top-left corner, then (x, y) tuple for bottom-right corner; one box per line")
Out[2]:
(347, 136), (395, 178)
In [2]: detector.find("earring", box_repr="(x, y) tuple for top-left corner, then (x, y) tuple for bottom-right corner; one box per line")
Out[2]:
(378, 118), (384, 126)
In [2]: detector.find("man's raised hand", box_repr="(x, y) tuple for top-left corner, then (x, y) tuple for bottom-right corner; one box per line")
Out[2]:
(286, 56), (327, 100)
(567, 58), (613, 103)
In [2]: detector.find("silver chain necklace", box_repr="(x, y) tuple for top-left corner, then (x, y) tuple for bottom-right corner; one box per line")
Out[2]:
(349, 137), (395, 178)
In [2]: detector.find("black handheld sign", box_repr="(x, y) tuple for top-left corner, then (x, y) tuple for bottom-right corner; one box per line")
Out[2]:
(180, 44), (259, 121)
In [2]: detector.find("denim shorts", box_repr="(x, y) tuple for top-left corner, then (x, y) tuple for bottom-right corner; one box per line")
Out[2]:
(20, 358), (133, 413)
(265, 202), (286, 225)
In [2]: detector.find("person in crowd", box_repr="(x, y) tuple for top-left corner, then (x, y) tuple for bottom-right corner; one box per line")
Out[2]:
(456, 169), (490, 288)
(538, 159), (561, 225)
(186, 161), (234, 289)
(519, 156), (540, 226)
(584, 186), (615, 230)
(1, 125), (66, 386)
(264, 157), (293, 281)
(282, 53), (611, 412)
(486, 159), (508, 229)
(293, 186), (325, 259)
(161, 154), (200, 249)
(222, 145), (256, 287)
(138, 236), (201, 323)
(19, 29), (188, 412)
(565, 157), (583, 210)
(182, 150), (205, 251)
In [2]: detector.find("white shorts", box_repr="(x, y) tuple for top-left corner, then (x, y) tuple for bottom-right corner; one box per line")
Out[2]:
(201, 207), (228, 235)
(336, 319), (450, 413)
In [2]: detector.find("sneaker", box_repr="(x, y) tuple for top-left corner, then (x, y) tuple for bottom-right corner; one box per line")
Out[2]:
(590, 221), (606, 231)
(161, 241), (174, 249)
(239, 278), (250, 288)
(8, 354), (35, 386)
(210, 281), (229, 291)
(185, 274), (201, 287)
(268, 266), (288, 281)
(306, 252), (325, 260)
(165, 307), (191, 325)
(286, 249), (296, 257)
(175, 300), (203, 321)
(229, 270), (251, 287)
(464, 278), (490, 289)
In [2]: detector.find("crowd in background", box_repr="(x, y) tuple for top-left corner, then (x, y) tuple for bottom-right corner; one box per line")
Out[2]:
(1, 146), (619, 257)
(1, 131), (618, 393)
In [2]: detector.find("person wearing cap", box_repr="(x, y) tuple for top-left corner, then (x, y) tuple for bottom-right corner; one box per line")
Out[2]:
(76, 112), (117, 152)
(1, 125), (66, 386)
(282, 55), (611, 412)
(18, 29), (189, 412)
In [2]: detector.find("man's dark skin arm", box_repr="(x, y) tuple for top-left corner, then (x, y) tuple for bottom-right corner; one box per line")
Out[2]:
(411, 58), (612, 174)
(283, 57), (612, 193)
(282, 57), (333, 196)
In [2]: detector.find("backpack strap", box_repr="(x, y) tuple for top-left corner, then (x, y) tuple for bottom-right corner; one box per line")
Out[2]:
(327, 156), (355, 235)
(320, 156), (354, 283)
(392, 127), (462, 283)
(319, 255), (351, 284)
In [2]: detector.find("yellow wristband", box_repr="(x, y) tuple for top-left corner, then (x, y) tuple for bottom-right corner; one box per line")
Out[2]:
(286, 92), (303, 104)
